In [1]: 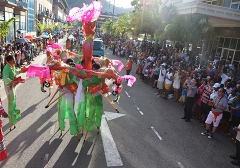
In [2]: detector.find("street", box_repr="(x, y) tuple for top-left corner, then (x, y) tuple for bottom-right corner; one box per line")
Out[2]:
(0, 41), (236, 168)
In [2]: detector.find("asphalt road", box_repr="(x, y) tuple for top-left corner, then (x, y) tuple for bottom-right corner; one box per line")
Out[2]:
(0, 44), (236, 168)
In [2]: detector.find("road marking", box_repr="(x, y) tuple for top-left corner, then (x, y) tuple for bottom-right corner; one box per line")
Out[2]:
(151, 126), (163, 141)
(135, 105), (144, 115)
(177, 162), (184, 168)
(125, 91), (130, 97)
(101, 111), (125, 167)
(50, 123), (55, 135)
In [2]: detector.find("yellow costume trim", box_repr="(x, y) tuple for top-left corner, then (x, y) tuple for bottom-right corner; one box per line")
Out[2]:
(85, 34), (94, 40)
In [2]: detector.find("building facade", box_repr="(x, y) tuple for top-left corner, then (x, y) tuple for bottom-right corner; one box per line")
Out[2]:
(52, 0), (68, 28)
(164, 0), (240, 68)
(0, 0), (28, 42)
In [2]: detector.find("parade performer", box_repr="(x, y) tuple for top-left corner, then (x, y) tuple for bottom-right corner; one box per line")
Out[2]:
(82, 21), (95, 70)
(46, 55), (88, 136)
(0, 98), (8, 161)
(76, 61), (110, 134)
(2, 56), (25, 131)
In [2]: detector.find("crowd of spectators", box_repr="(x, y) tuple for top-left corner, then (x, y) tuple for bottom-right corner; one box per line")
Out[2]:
(105, 37), (240, 143)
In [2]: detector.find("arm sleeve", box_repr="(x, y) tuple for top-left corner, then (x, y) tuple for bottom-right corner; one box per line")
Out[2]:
(2, 66), (13, 86)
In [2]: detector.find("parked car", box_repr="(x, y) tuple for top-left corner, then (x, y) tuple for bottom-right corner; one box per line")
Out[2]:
(93, 39), (104, 57)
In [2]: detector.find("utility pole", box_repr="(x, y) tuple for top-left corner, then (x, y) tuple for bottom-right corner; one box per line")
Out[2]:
(112, 0), (115, 21)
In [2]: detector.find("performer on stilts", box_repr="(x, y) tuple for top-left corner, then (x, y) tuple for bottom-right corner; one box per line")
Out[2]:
(2, 56), (25, 131)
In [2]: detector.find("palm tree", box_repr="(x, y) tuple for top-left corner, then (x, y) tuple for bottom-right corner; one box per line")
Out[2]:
(0, 12), (15, 44)
(34, 19), (47, 35)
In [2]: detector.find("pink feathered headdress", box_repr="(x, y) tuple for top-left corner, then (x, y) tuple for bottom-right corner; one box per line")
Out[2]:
(112, 60), (124, 72)
(67, 1), (102, 23)
(117, 75), (136, 87)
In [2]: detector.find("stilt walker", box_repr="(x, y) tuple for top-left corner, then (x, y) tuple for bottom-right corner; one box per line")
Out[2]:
(2, 56), (25, 131)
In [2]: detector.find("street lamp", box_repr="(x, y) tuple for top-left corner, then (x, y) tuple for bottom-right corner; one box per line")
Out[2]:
(131, 27), (134, 39)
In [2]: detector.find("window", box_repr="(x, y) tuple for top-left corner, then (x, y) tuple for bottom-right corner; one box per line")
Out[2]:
(219, 37), (224, 47)
(234, 51), (240, 61)
(223, 0), (231, 7)
(222, 49), (228, 59)
(231, 4), (239, 8)
(230, 38), (237, 49)
(224, 38), (231, 48)
(237, 39), (240, 50)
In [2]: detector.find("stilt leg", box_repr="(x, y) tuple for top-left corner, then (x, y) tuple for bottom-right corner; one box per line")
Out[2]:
(81, 127), (84, 135)
(84, 131), (88, 142)
(77, 134), (81, 141)
(97, 127), (100, 134)
(9, 124), (12, 131)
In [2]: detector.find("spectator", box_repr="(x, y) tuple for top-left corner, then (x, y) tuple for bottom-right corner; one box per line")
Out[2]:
(125, 55), (133, 75)
(173, 69), (181, 101)
(201, 88), (227, 139)
(156, 63), (166, 97)
(164, 68), (173, 100)
(181, 78), (198, 122)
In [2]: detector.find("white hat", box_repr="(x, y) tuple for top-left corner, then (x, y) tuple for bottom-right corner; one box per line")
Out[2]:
(213, 83), (220, 88)
(129, 55), (133, 58)
(153, 64), (156, 66)
(161, 63), (166, 66)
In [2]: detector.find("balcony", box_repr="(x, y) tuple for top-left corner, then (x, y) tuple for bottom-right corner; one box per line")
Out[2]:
(38, 11), (55, 20)
(0, 0), (27, 10)
(173, 0), (240, 27)
(53, 0), (65, 9)
(17, 0), (27, 8)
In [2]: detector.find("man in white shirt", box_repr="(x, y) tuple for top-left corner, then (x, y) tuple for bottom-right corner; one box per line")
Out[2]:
(164, 68), (173, 99)
(156, 63), (166, 97)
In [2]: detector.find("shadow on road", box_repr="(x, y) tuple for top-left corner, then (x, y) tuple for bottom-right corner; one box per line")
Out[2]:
(2, 95), (49, 133)
(0, 104), (57, 168)
(26, 138), (63, 168)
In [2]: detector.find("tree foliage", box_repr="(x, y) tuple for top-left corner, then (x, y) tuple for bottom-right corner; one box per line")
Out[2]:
(0, 13), (15, 42)
(34, 19), (47, 34)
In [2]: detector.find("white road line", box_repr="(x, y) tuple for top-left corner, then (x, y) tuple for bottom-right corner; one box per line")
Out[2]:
(135, 105), (144, 115)
(50, 123), (55, 135)
(125, 91), (130, 97)
(101, 117), (123, 167)
(151, 126), (163, 141)
(177, 162), (184, 168)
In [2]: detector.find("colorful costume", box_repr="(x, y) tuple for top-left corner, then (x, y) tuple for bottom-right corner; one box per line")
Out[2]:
(58, 73), (79, 135)
(77, 76), (109, 132)
(2, 64), (21, 125)
(0, 99), (8, 161)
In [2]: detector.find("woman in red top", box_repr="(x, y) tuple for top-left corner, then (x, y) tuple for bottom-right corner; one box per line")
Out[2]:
(125, 56), (133, 75)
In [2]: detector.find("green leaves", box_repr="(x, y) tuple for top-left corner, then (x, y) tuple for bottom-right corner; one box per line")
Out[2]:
(0, 16), (15, 40)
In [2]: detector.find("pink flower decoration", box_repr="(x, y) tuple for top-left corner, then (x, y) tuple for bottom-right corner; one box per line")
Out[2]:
(67, 1), (102, 23)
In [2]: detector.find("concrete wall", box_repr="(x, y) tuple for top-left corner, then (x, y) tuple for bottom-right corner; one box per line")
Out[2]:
(215, 27), (240, 38)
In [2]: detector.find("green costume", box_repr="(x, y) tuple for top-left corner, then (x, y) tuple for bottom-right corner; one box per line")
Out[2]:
(77, 76), (105, 132)
(58, 70), (86, 135)
(2, 64), (21, 125)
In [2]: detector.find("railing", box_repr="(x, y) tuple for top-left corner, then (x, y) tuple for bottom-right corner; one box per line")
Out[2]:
(17, 0), (27, 8)
(175, 1), (240, 21)
(6, 0), (27, 8)
(7, 0), (16, 3)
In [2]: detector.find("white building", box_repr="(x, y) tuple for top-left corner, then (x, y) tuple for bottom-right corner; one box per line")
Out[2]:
(163, 0), (240, 68)
(52, 0), (68, 27)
